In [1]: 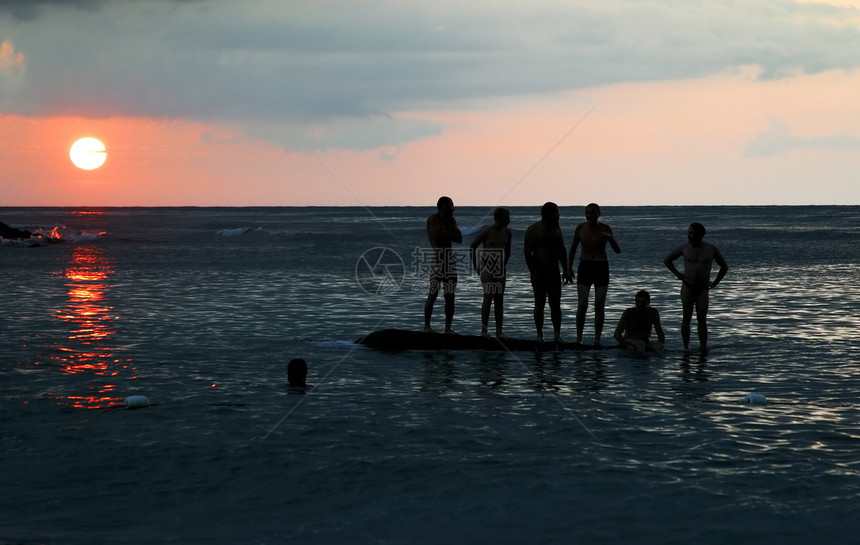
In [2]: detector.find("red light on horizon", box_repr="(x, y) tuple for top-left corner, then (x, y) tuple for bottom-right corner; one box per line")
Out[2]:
(71, 210), (105, 216)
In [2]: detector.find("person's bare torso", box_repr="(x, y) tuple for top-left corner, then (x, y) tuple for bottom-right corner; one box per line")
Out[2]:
(575, 222), (612, 261)
(681, 242), (718, 287)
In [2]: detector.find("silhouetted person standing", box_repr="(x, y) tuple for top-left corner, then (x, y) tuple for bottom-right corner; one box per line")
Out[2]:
(568, 203), (621, 345)
(470, 207), (512, 338)
(664, 222), (728, 351)
(524, 202), (572, 343)
(424, 196), (463, 334)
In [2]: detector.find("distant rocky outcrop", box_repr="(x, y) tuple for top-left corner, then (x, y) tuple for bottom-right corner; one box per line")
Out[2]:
(0, 221), (33, 240)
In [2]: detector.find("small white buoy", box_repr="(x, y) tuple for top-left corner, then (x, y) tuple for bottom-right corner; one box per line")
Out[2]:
(125, 395), (150, 409)
(738, 393), (767, 406)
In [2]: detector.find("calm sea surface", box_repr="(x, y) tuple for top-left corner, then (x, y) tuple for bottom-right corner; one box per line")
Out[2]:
(1, 206), (859, 544)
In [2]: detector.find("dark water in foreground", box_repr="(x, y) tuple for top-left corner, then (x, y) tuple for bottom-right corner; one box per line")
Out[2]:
(1, 206), (859, 543)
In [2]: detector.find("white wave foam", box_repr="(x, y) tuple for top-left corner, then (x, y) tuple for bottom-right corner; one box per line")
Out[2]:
(63, 232), (104, 242)
(314, 340), (358, 348)
(216, 228), (249, 237)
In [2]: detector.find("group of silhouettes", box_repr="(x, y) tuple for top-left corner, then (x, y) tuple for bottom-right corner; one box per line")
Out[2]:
(293, 199), (728, 385)
(423, 197), (729, 353)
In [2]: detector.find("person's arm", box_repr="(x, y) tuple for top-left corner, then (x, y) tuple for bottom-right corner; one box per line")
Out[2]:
(664, 246), (684, 281)
(470, 227), (486, 272)
(605, 226), (621, 254)
(567, 225), (581, 274)
(426, 215), (440, 247)
(557, 228), (572, 283)
(447, 216), (463, 244)
(710, 247), (729, 289)
(503, 228), (512, 267)
(523, 226), (536, 273)
(614, 311), (628, 346)
(652, 310), (666, 344)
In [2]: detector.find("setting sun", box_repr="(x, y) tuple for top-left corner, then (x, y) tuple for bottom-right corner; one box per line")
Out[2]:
(70, 137), (107, 170)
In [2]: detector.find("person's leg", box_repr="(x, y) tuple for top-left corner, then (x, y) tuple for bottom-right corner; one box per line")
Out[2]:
(680, 284), (694, 350)
(626, 339), (646, 353)
(480, 289), (492, 336)
(424, 277), (440, 332)
(695, 289), (710, 350)
(532, 284), (546, 341)
(493, 292), (504, 336)
(548, 281), (564, 342)
(593, 285), (608, 345)
(576, 284), (590, 343)
(647, 341), (665, 355)
(443, 278), (457, 333)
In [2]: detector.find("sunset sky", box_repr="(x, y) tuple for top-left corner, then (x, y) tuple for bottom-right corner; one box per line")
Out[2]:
(2, 0), (859, 207)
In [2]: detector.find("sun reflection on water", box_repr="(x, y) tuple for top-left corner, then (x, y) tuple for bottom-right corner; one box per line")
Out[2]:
(47, 244), (133, 409)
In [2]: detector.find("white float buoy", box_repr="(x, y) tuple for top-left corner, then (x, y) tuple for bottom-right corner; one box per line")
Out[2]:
(125, 395), (150, 409)
(738, 393), (767, 406)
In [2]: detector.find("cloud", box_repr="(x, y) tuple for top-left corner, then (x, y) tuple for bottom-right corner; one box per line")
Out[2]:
(3, 0), (860, 150)
(250, 114), (444, 152)
(0, 39), (24, 70)
(744, 116), (860, 157)
(0, 0), (106, 21)
(0, 0), (202, 21)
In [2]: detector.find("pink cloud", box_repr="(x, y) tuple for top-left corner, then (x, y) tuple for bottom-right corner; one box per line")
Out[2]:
(0, 40), (25, 70)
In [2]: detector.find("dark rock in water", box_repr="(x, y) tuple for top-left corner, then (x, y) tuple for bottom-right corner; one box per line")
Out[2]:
(0, 221), (33, 240)
(356, 328), (614, 352)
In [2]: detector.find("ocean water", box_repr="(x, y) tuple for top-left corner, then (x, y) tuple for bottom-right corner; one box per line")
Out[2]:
(1, 205), (858, 544)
